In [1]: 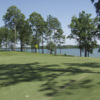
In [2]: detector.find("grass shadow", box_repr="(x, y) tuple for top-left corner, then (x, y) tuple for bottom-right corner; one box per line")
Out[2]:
(0, 62), (100, 97)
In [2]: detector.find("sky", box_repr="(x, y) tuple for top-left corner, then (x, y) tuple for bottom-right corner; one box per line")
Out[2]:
(0, 0), (99, 45)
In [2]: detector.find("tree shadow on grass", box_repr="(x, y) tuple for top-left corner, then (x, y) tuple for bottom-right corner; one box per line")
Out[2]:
(0, 62), (42, 86)
(0, 62), (61, 86)
(39, 62), (100, 96)
(63, 62), (100, 68)
(0, 62), (100, 97)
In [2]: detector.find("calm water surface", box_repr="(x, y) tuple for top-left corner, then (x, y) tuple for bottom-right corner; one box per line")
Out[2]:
(4, 48), (100, 58)
(21, 48), (100, 58)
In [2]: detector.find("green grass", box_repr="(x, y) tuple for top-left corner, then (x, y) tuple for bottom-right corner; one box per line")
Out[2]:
(0, 51), (100, 100)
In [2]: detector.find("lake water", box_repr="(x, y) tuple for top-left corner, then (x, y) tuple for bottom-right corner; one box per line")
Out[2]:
(3, 48), (100, 58)
(14, 48), (100, 58)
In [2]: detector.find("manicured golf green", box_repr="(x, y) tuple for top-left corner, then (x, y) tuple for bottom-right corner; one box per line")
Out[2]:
(0, 51), (100, 100)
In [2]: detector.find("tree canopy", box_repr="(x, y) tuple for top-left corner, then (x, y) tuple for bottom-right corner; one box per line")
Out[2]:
(1, 5), (100, 56)
(68, 11), (97, 57)
(91, 0), (100, 16)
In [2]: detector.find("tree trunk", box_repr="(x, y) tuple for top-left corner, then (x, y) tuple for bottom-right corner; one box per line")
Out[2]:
(79, 42), (82, 57)
(6, 39), (8, 51)
(54, 30), (57, 55)
(80, 49), (82, 57)
(0, 44), (2, 50)
(60, 46), (61, 55)
(55, 46), (57, 55)
(31, 48), (32, 52)
(12, 43), (14, 51)
(50, 35), (52, 54)
(21, 41), (23, 52)
(85, 46), (87, 57)
(14, 25), (16, 51)
(42, 33), (44, 54)
(50, 49), (52, 54)
(88, 51), (89, 57)
(35, 31), (37, 53)
(35, 47), (37, 53)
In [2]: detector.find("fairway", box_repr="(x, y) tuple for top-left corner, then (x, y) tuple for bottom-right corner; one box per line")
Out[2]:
(0, 52), (100, 100)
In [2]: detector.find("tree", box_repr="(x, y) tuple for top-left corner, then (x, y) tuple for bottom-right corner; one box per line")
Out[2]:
(30, 35), (36, 52)
(29, 12), (44, 53)
(3, 27), (10, 50)
(17, 18), (32, 52)
(91, 0), (100, 52)
(68, 11), (97, 57)
(55, 29), (65, 55)
(67, 15), (83, 57)
(0, 27), (5, 49)
(46, 15), (54, 54)
(46, 15), (62, 55)
(38, 21), (47, 54)
(46, 41), (56, 54)
(91, 0), (100, 16)
(8, 29), (15, 50)
(52, 17), (62, 55)
(0, 26), (10, 50)
(3, 5), (25, 51)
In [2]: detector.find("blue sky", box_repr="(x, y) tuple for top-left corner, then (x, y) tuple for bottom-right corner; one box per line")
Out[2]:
(0, 0), (99, 45)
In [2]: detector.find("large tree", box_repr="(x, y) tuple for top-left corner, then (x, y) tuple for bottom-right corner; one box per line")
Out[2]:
(91, 0), (100, 16)
(3, 5), (25, 51)
(38, 20), (47, 54)
(55, 29), (65, 55)
(68, 11), (97, 57)
(52, 17), (62, 55)
(0, 26), (10, 50)
(17, 19), (32, 51)
(29, 12), (44, 53)
(46, 15), (54, 54)
(0, 27), (5, 49)
(8, 29), (15, 50)
(46, 15), (62, 55)
(91, 0), (100, 50)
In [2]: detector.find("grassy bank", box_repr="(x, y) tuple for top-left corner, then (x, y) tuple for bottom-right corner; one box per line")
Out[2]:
(0, 52), (100, 100)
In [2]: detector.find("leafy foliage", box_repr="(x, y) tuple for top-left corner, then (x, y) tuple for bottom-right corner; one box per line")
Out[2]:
(29, 12), (45, 52)
(91, 0), (100, 16)
(68, 11), (97, 57)
(46, 41), (56, 54)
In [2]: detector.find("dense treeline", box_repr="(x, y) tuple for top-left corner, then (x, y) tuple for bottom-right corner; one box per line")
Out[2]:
(1, 5), (65, 55)
(0, 5), (100, 57)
